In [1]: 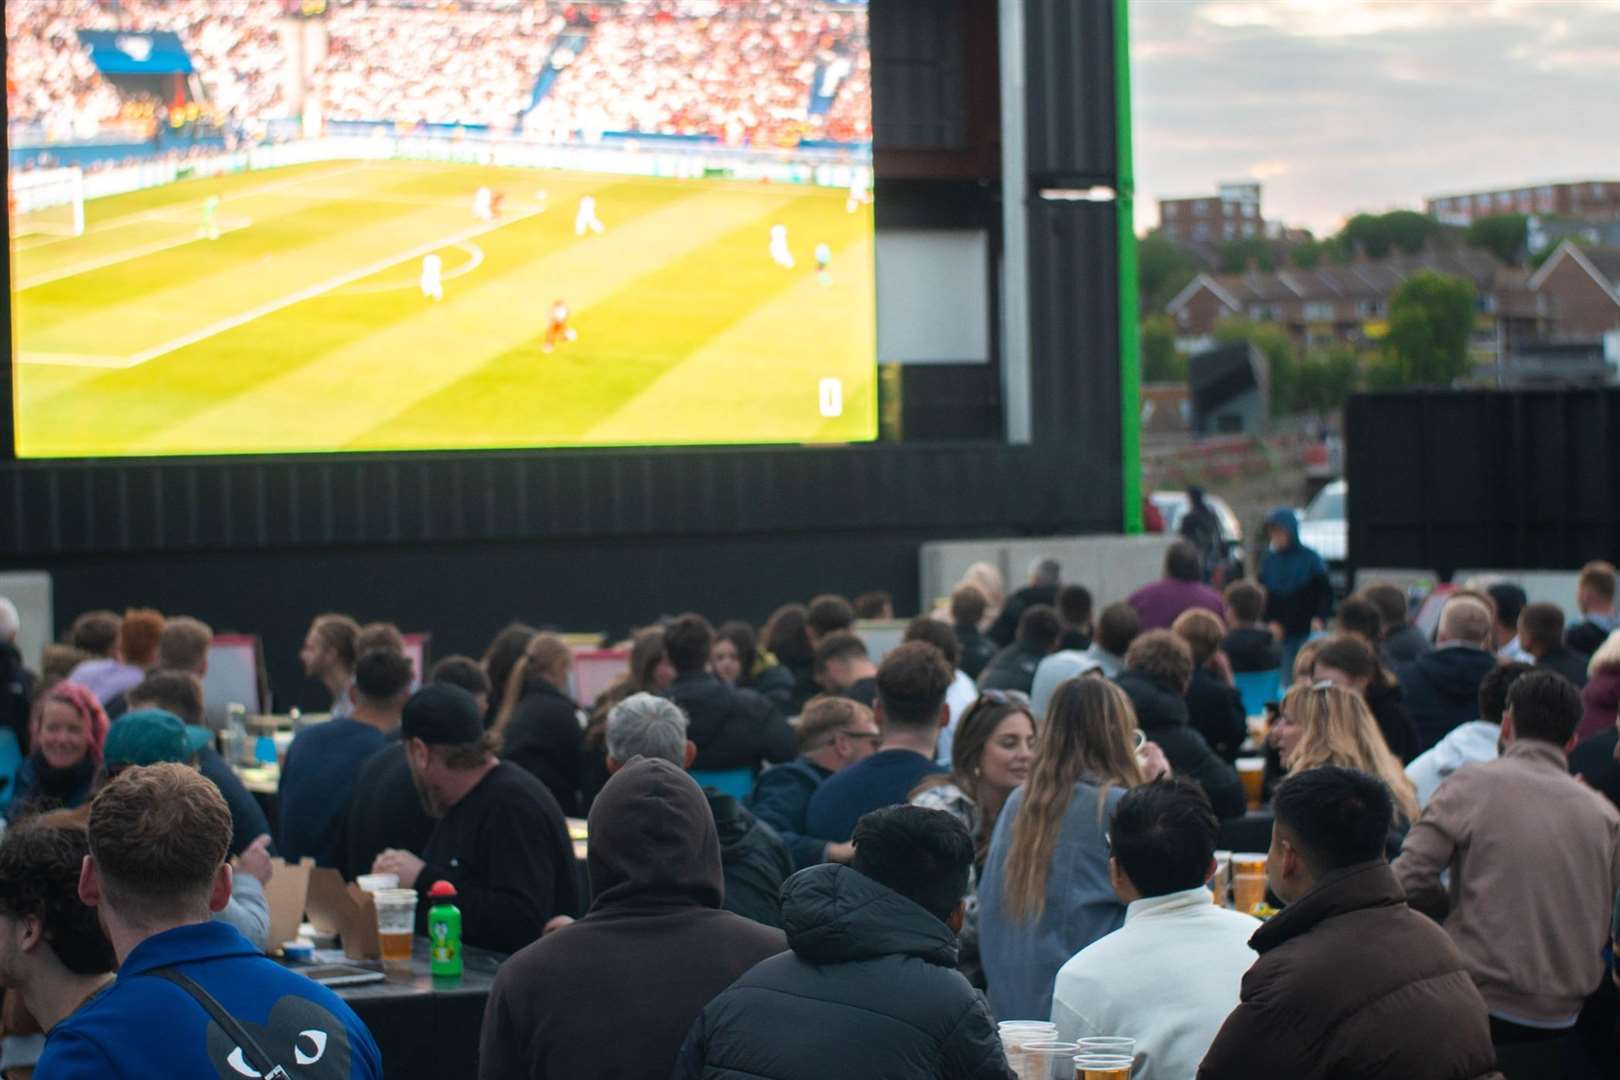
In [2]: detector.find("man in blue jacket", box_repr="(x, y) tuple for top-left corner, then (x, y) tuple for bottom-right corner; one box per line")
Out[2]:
(37, 762), (383, 1078)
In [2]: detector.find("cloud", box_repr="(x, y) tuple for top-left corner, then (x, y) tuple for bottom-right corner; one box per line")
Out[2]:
(1129, 0), (1620, 235)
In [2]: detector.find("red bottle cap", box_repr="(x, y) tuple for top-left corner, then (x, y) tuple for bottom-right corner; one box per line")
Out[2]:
(428, 881), (457, 900)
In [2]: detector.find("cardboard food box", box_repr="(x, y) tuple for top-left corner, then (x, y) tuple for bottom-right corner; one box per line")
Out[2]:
(264, 858), (383, 961)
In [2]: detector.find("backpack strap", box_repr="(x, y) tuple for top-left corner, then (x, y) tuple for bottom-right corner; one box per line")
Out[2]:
(147, 966), (291, 1079)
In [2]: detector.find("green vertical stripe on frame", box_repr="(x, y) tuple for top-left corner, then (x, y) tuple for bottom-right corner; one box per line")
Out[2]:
(1115, 0), (1143, 533)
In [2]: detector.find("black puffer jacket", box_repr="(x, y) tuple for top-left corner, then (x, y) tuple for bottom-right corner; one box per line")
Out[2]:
(501, 676), (586, 817)
(1397, 645), (1499, 752)
(671, 673), (796, 773)
(675, 864), (1015, 1080)
(1365, 678), (1420, 763)
(1115, 670), (1247, 819)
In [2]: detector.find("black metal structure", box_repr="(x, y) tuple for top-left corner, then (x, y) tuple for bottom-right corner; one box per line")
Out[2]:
(1345, 389), (1620, 579)
(2, 0), (1126, 707)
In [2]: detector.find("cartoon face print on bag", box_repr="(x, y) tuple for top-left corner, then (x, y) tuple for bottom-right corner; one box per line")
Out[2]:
(205, 995), (352, 1079)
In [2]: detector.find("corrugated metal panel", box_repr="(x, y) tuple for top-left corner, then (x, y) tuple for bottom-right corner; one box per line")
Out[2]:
(1024, 0), (1117, 184)
(870, 0), (968, 150)
(1346, 388), (1619, 576)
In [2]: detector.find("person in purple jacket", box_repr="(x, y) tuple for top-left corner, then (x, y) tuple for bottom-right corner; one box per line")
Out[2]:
(1130, 541), (1227, 632)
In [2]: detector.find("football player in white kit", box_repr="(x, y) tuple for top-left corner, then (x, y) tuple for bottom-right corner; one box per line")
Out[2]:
(769, 224), (795, 270)
(575, 195), (605, 236)
(420, 253), (444, 301)
(815, 243), (832, 285)
(473, 186), (494, 222)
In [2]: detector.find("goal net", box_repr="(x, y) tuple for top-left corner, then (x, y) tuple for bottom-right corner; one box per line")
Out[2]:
(10, 167), (86, 238)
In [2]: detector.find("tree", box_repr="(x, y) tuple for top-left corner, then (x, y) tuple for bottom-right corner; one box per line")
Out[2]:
(1140, 315), (1186, 383)
(1214, 317), (1299, 416)
(1338, 210), (1441, 259)
(1384, 270), (1476, 386)
(1138, 231), (1198, 314)
(1218, 236), (1275, 274)
(1290, 236), (1329, 269)
(1465, 213), (1528, 265)
(1293, 346), (1362, 413)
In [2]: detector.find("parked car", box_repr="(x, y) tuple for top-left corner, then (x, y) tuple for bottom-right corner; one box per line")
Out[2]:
(1297, 479), (1348, 593)
(1149, 490), (1246, 585)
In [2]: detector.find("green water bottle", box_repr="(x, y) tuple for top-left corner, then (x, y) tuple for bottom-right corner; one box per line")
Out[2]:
(427, 880), (462, 980)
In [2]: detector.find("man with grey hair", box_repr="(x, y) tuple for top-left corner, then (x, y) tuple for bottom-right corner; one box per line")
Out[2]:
(602, 693), (793, 928)
(987, 557), (1062, 647)
(0, 597), (34, 762)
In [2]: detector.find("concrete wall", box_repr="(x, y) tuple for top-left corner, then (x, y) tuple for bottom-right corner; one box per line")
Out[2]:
(0, 572), (53, 670)
(920, 534), (1172, 615)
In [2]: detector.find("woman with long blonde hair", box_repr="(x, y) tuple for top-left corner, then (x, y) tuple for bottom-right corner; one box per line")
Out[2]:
(1270, 681), (1420, 827)
(491, 632), (585, 816)
(977, 676), (1169, 1020)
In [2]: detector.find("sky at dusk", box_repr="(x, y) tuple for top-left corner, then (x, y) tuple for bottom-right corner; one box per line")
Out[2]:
(1129, 0), (1620, 236)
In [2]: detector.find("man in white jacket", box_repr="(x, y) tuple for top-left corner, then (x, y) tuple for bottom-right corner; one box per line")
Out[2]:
(1051, 778), (1257, 1080)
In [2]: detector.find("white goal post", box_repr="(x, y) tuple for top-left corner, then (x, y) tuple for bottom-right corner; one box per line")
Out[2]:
(10, 166), (86, 238)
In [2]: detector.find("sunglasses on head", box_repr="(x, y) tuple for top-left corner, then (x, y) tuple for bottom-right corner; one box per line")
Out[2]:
(979, 689), (1030, 707)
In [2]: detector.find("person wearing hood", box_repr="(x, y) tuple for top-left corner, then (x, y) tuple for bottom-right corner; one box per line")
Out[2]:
(479, 756), (785, 1080)
(1113, 632), (1246, 820)
(1396, 596), (1502, 753)
(593, 693), (794, 928)
(12, 683), (109, 816)
(674, 805), (1014, 1080)
(1258, 508), (1334, 677)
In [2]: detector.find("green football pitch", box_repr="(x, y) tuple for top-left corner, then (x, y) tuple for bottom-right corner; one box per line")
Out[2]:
(11, 158), (877, 458)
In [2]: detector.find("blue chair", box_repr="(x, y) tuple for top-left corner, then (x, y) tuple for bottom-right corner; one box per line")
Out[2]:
(1233, 670), (1282, 718)
(0, 728), (21, 813)
(689, 768), (755, 801)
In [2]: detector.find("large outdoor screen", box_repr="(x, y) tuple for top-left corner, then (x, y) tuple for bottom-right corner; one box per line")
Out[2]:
(7, 0), (875, 457)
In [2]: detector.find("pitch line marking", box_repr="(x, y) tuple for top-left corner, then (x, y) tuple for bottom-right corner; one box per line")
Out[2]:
(16, 216), (255, 290)
(9, 161), (374, 252)
(120, 209), (541, 368)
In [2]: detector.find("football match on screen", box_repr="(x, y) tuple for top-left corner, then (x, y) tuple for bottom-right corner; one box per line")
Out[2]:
(8, 0), (877, 457)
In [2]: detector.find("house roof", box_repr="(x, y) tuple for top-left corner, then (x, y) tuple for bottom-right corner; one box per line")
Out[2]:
(1170, 248), (1523, 314)
(1528, 240), (1620, 301)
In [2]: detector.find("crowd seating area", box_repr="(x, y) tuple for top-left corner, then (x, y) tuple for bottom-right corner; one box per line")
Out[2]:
(526, 1), (869, 146)
(8, 0), (872, 147)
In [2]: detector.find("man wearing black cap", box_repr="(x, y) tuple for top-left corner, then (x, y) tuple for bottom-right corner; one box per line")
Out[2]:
(372, 684), (579, 954)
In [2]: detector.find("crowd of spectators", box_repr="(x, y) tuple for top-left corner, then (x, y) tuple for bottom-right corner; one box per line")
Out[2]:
(9, 0), (872, 152)
(1, 543), (1617, 1078)
(526, 1), (869, 147)
(6, 0), (285, 139)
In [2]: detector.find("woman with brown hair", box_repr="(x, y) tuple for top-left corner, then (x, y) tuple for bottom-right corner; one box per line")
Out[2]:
(1269, 681), (1420, 830)
(492, 633), (585, 816)
(761, 604), (818, 713)
(1311, 634), (1420, 763)
(910, 692), (1036, 989)
(480, 622), (538, 727)
(578, 627), (675, 810)
(977, 677), (1169, 1020)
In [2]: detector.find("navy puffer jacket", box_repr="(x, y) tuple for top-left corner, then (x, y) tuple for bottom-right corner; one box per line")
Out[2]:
(674, 864), (1014, 1080)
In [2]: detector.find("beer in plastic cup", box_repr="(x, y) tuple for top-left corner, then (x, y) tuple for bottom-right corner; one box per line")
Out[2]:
(1074, 1053), (1133, 1080)
(1076, 1037), (1135, 1056)
(373, 888), (417, 971)
(1236, 757), (1265, 810)
(1232, 853), (1268, 914)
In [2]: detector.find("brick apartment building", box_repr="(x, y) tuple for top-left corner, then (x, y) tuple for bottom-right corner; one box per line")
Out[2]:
(1428, 180), (1620, 226)
(1165, 248), (1549, 355)
(1159, 181), (1264, 244)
